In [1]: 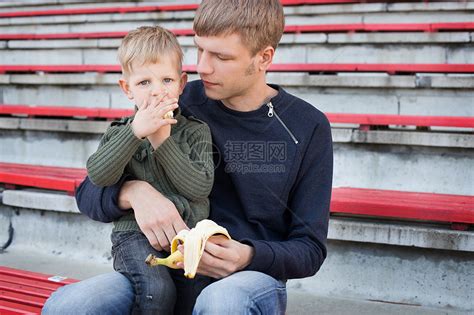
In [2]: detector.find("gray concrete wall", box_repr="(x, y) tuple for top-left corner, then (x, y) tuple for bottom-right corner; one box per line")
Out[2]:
(288, 240), (474, 312)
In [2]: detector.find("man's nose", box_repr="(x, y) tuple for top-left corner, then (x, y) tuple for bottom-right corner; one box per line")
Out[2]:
(197, 52), (213, 75)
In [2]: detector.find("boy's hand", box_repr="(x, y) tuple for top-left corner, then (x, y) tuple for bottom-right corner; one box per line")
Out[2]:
(131, 93), (178, 139)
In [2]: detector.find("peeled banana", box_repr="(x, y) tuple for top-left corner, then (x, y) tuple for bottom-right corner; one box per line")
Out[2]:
(145, 219), (231, 279)
(163, 110), (174, 119)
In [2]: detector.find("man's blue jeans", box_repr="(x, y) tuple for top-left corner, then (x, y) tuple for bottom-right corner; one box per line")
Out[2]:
(42, 270), (287, 314)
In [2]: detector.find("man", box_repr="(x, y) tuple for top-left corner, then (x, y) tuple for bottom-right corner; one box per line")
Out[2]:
(43, 0), (333, 314)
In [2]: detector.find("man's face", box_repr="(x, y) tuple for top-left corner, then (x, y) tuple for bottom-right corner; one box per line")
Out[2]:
(194, 33), (259, 103)
(120, 55), (187, 108)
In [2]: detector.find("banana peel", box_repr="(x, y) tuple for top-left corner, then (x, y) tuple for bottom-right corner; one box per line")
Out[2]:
(145, 219), (231, 279)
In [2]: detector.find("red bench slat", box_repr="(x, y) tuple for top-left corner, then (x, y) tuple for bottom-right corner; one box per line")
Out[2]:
(0, 163), (86, 192)
(0, 104), (133, 119)
(1, 22), (473, 40)
(1, 105), (472, 128)
(0, 281), (55, 298)
(331, 187), (474, 225)
(1, 64), (473, 74)
(0, 300), (42, 314)
(325, 113), (474, 128)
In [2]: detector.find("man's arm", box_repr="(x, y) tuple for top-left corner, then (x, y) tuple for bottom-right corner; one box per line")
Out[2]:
(75, 175), (129, 222)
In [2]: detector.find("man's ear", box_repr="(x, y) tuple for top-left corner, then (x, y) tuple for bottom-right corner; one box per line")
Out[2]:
(118, 78), (133, 100)
(178, 72), (188, 95)
(258, 46), (275, 72)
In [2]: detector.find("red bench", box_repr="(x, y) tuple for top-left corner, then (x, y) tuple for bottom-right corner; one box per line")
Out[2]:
(1, 22), (472, 40)
(0, 266), (77, 314)
(0, 104), (132, 120)
(332, 187), (474, 230)
(0, 162), (472, 229)
(0, 1), (402, 18)
(0, 162), (86, 194)
(1, 104), (473, 130)
(1, 63), (474, 75)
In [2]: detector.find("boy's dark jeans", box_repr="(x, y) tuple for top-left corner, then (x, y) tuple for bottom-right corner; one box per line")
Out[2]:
(111, 231), (212, 315)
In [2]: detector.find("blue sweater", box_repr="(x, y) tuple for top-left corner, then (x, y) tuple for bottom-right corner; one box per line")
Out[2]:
(76, 80), (333, 280)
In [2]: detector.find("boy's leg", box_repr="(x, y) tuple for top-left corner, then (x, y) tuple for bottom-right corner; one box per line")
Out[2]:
(112, 231), (176, 314)
(192, 270), (287, 315)
(42, 272), (134, 315)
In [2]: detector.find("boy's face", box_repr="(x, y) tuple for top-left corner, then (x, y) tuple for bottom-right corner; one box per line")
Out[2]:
(194, 33), (261, 103)
(119, 55), (187, 108)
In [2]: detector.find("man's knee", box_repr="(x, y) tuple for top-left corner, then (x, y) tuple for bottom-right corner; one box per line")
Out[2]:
(193, 271), (287, 315)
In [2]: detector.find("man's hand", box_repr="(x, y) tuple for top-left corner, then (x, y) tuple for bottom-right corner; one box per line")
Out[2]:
(131, 93), (178, 139)
(178, 236), (254, 279)
(118, 180), (188, 251)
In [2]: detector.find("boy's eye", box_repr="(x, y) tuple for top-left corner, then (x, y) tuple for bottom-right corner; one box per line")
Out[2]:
(138, 80), (150, 86)
(163, 78), (173, 84)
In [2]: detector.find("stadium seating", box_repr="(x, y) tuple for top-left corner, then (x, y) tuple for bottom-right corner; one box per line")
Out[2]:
(0, 0), (473, 312)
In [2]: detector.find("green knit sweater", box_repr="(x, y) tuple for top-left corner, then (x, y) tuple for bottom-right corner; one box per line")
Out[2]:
(86, 109), (214, 231)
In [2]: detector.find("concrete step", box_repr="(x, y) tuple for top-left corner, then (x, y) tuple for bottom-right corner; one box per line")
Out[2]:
(2, 41), (474, 65)
(0, 1), (195, 12)
(0, 248), (469, 315)
(0, 202), (472, 312)
(0, 4), (472, 33)
(0, 128), (472, 195)
(4, 31), (472, 50)
(2, 74), (473, 117)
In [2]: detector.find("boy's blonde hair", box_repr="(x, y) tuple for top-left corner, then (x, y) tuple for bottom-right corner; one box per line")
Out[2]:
(193, 0), (285, 56)
(118, 26), (183, 76)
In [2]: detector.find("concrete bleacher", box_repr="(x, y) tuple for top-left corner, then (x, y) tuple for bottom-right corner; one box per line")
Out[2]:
(0, 0), (473, 313)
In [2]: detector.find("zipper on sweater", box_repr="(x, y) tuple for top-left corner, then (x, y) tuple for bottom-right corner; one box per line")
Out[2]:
(266, 102), (298, 144)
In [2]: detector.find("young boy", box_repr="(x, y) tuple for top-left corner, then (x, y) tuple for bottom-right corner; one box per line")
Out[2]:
(86, 26), (214, 313)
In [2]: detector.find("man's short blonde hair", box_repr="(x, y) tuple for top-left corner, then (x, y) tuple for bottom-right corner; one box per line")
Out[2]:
(118, 26), (183, 76)
(193, 0), (285, 56)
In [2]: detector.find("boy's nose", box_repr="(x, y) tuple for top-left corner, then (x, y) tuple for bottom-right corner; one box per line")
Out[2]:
(151, 85), (164, 96)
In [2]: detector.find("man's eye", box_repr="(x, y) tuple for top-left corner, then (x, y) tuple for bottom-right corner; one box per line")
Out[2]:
(217, 55), (229, 61)
(163, 78), (173, 84)
(138, 80), (150, 86)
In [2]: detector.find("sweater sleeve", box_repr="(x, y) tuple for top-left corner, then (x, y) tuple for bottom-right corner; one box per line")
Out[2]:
(153, 123), (214, 201)
(242, 116), (333, 280)
(86, 122), (142, 187)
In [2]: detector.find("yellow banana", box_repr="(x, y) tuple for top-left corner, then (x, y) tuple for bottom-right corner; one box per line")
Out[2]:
(145, 250), (183, 269)
(145, 219), (231, 279)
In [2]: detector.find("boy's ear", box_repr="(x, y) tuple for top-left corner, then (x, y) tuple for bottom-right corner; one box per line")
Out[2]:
(257, 46), (275, 72)
(118, 78), (134, 100)
(178, 72), (188, 95)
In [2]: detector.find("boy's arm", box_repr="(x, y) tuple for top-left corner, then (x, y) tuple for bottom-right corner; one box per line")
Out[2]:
(153, 123), (214, 201)
(87, 121), (142, 187)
